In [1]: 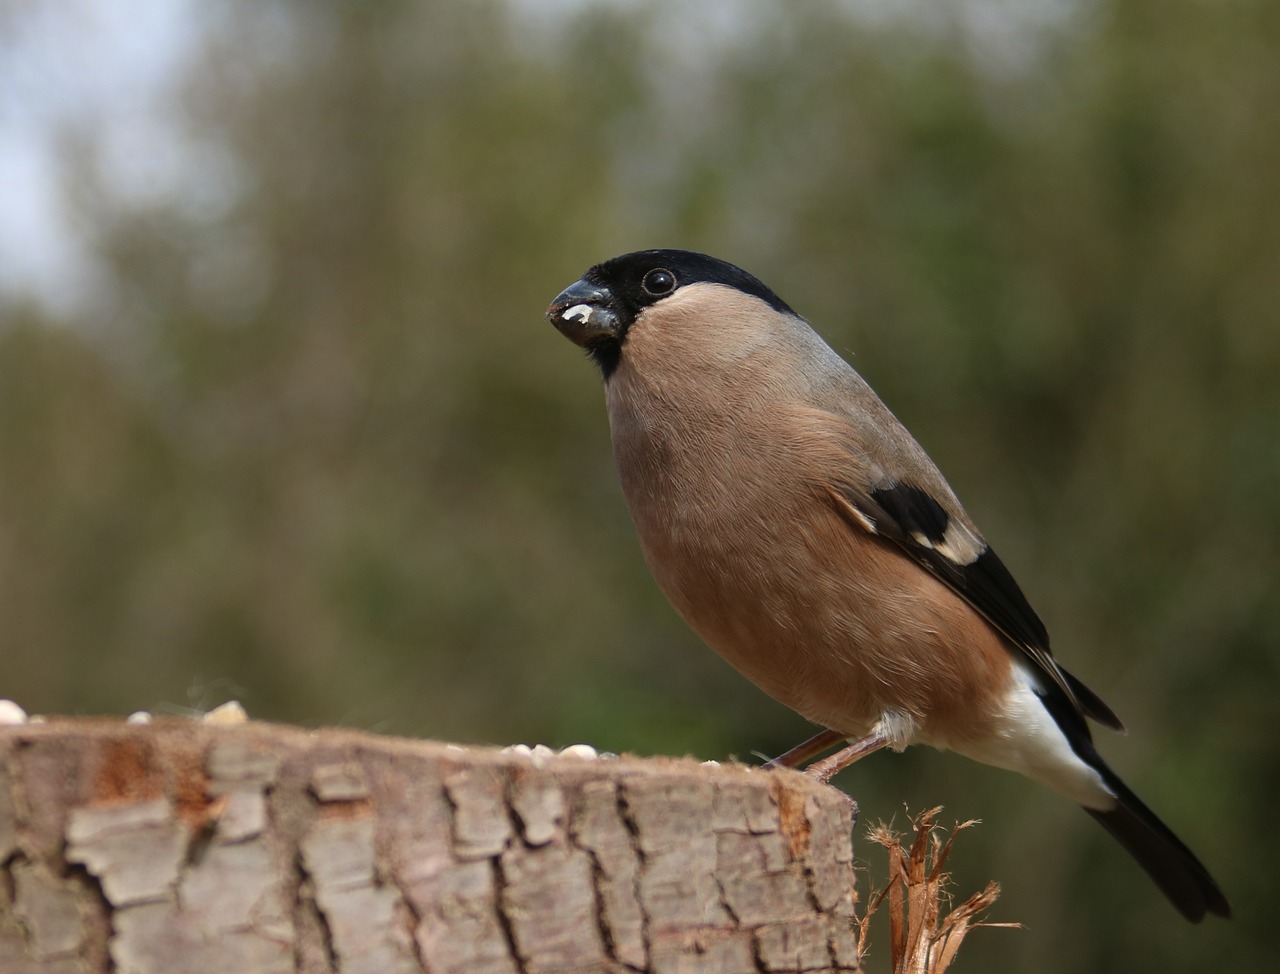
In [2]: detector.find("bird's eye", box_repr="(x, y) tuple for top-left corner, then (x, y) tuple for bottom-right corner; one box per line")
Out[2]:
(641, 268), (677, 297)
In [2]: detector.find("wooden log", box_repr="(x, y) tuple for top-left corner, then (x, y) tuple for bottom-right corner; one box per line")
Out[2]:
(0, 719), (861, 973)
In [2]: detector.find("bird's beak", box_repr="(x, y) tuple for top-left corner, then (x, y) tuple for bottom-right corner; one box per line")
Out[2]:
(546, 278), (622, 348)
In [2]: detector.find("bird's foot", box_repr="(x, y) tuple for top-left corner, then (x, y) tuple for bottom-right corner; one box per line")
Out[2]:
(762, 728), (846, 769)
(802, 732), (889, 785)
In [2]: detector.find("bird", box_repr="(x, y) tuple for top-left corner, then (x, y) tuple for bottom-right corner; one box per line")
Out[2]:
(545, 248), (1230, 923)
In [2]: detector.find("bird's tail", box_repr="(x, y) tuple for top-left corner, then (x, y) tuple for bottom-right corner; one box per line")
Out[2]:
(1084, 761), (1231, 922)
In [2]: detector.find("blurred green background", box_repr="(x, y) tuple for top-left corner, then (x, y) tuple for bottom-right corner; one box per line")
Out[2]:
(1, 0), (1275, 969)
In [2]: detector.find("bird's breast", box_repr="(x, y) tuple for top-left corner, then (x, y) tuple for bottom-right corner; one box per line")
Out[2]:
(603, 370), (1014, 746)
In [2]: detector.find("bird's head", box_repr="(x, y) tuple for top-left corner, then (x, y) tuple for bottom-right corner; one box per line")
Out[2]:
(545, 249), (797, 378)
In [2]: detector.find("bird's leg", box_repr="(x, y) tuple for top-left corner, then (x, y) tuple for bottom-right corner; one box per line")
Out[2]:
(803, 731), (890, 785)
(763, 728), (847, 769)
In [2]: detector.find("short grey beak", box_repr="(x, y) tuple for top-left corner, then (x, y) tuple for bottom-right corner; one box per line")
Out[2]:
(546, 278), (622, 348)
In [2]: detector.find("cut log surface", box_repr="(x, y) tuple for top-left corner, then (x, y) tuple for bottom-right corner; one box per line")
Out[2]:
(0, 719), (861, 974)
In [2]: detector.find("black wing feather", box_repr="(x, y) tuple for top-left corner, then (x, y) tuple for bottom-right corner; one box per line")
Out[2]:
(835, 481), (1124, 732)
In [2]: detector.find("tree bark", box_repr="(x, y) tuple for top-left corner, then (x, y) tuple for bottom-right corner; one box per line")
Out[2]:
(0, 719), (861, 974)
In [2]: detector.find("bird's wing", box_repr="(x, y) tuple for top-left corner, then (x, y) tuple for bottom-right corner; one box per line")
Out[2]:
(829, 479), (1124, 732)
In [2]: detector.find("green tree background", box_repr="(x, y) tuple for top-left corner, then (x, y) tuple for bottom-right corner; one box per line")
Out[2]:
(1, 1), (1275, 970)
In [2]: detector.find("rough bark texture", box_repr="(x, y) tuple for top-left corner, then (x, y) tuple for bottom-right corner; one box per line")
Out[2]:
(0, 720), (861, 974)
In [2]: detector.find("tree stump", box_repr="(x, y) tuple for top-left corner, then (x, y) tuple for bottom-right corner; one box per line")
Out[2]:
(0, 719), (861, 974)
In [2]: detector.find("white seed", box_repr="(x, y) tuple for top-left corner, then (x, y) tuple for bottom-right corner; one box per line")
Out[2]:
(202, 700), (248, 724)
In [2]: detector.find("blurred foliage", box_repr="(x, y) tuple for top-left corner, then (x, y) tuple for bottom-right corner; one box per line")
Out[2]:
(0, 0), (1276, 970)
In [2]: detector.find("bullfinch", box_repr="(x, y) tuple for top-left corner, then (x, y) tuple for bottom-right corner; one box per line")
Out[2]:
(545, 249), (1229, 922)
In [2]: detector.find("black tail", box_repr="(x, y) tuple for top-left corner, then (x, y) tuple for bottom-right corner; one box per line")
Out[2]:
(1085, 763), (1231, 922)
(1033, 683), (1229, 921)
